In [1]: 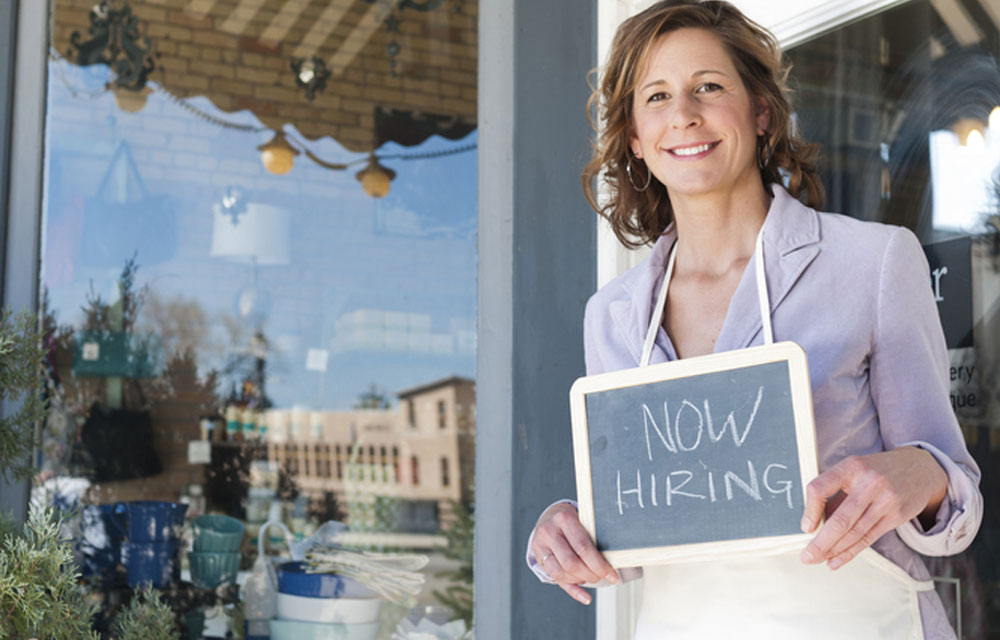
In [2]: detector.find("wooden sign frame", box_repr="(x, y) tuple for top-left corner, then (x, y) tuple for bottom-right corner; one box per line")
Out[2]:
(570, 341), (820, 567)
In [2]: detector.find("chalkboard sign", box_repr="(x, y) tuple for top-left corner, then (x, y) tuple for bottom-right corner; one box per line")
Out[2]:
(570, 342), (819, 567)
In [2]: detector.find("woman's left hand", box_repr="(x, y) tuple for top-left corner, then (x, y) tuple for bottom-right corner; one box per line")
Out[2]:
(799, 446), (947, 569)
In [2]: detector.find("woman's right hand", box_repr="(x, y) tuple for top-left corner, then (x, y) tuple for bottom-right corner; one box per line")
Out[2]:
(530, 502), (619, 605)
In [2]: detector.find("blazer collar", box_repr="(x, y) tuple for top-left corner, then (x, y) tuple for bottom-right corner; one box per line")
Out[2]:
(618, 184), (822, 359)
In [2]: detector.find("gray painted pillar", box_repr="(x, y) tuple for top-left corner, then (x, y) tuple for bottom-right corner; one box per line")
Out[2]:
(476, 1), (598, 638)
(0, 0), (17, 291)
(0, 0), (48, 522)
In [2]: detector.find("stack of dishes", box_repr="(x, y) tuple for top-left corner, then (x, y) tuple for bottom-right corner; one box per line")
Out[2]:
(118, 500), (188, 589)
(189, 514), (244, 589)
(270, 561), (382, 640)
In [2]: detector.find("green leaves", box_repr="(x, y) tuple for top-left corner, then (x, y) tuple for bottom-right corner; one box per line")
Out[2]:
(112, 586), (179, 640)
(0, 506), (99, 640)
(0, 307), (48, 482)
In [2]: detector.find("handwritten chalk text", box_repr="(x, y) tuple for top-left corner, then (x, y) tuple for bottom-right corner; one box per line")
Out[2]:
(615, 460), (795, 515)
(641, 386), (764, 460)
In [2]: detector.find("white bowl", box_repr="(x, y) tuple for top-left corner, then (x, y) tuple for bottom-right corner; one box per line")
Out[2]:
(276, 562), (378, 599)
(276, 592), (382, 624)
(269, 618), (380, 640)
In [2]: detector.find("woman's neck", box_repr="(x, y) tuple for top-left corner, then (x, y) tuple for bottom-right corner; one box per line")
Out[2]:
(669, 184), (771, 277)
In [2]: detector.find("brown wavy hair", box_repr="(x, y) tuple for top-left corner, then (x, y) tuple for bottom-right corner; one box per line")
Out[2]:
(583, 0), (824, 248)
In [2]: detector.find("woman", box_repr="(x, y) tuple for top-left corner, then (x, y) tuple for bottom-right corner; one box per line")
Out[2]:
(526, 2), (983, 638)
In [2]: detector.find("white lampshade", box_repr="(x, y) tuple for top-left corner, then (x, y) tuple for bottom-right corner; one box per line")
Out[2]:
(210, 202), (291, 265)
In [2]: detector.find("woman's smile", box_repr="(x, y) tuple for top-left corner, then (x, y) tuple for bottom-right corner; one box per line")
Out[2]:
(667, 140), (720, 159)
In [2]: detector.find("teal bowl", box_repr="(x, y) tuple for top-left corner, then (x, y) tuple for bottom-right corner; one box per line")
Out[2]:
(188, 551), (240, 589)
(193, 514), (245, 553)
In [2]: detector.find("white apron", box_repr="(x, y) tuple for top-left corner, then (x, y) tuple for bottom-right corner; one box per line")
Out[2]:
(632, 228), (934, 640)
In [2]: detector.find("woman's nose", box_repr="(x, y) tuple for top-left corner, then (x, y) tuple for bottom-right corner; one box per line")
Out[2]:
(670, 95), (702, 129)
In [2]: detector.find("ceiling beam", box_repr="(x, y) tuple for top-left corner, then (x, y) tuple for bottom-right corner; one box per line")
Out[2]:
(930, 0), (983, 46)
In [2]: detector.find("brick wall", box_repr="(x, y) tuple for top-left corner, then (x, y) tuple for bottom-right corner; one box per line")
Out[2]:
(53, 0), (478, 152)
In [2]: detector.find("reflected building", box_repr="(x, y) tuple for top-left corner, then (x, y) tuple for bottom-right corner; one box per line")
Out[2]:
(264, 376), (475, 535)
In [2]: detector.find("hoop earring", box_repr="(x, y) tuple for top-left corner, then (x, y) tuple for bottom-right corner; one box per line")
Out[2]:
(757, 134), (773, 171)
(626, 156), (652, 192)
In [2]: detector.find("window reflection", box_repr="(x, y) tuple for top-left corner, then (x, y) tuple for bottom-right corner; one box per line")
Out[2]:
(786, 2), (1000, 636)
(39, 0), (477, 635)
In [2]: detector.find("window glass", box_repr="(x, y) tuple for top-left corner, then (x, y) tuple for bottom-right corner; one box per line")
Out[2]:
(786, 1), (1000, 635)
(37, 0), (477, 635)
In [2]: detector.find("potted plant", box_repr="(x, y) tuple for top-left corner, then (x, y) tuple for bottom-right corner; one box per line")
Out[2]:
(0, 505), (99, 639)
(111, 587), (178, 640)
(0, 308), (99, 639)
(0, 309), (178, 639)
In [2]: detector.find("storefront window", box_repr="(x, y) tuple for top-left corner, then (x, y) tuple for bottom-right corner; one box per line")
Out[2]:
(36, 0), (477, 635)
(786, 1), (1000, 635)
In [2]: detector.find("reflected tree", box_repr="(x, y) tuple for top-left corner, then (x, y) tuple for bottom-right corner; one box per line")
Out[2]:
(355, 383), (391, 410)
(309, 490), (346, 524)
(433, 496), (473, 627)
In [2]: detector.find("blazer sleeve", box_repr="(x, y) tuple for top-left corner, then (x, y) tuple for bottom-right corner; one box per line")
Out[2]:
(870, 226), (983, 556)
(584, 294), (607, 377)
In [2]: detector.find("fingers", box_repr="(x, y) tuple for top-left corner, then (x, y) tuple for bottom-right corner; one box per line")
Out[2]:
(534, 518), (602, 584)
(801, 491), (866, 564)
(801, 462), (852, 533)
(801, 455), (900, 568)
(534, 509), (619, 585)
(823, 491), (847, 519)
(544, 532), (618, 585)
(825, 515), (893, 570)
(558, 582), (593, 605)
(801, 457), (877, 564)
(544, 536), (603, 584)
(825, 500), (885, 560)
(800, 449), (951, 570)
(560, 517), (619, 583)
(802, 498), (881, 567)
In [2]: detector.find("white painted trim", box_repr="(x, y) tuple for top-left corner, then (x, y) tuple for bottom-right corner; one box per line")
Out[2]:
(765, 0), (913, 47)
(475, 0), (515, 635)
(595, 3), (644, 628)
(1, 0), (48, 524)
(6, 0), (46, 313)
(596, 0), (623, 290)
(595, 582), (619, 640)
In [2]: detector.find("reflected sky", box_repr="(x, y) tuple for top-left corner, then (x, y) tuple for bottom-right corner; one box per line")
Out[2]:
(930, 125), (1000, 232)
(42, 60), (476, 410)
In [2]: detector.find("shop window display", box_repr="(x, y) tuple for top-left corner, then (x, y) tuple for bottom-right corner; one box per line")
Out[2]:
(36, 0), (477, 637)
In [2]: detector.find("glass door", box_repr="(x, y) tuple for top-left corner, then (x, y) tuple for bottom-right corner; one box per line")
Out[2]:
(787, 1), (1000, 635)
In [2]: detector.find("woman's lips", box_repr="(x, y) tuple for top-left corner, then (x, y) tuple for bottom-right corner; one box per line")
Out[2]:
(667, 141), (720, 159)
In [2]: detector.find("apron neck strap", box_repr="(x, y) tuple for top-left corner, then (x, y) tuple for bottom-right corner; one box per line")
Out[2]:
(754, 224), (774, 348)
(639, 225), (772, 367)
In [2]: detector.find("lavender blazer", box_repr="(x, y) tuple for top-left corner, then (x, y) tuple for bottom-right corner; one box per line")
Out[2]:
(529, 185), (982, 636)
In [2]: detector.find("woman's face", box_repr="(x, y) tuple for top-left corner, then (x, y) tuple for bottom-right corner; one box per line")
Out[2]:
(629, 28), (770, 203)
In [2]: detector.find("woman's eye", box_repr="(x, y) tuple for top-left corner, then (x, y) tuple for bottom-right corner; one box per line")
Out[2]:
(696, 82), (723, 94)
(648, 91), (668, 103)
